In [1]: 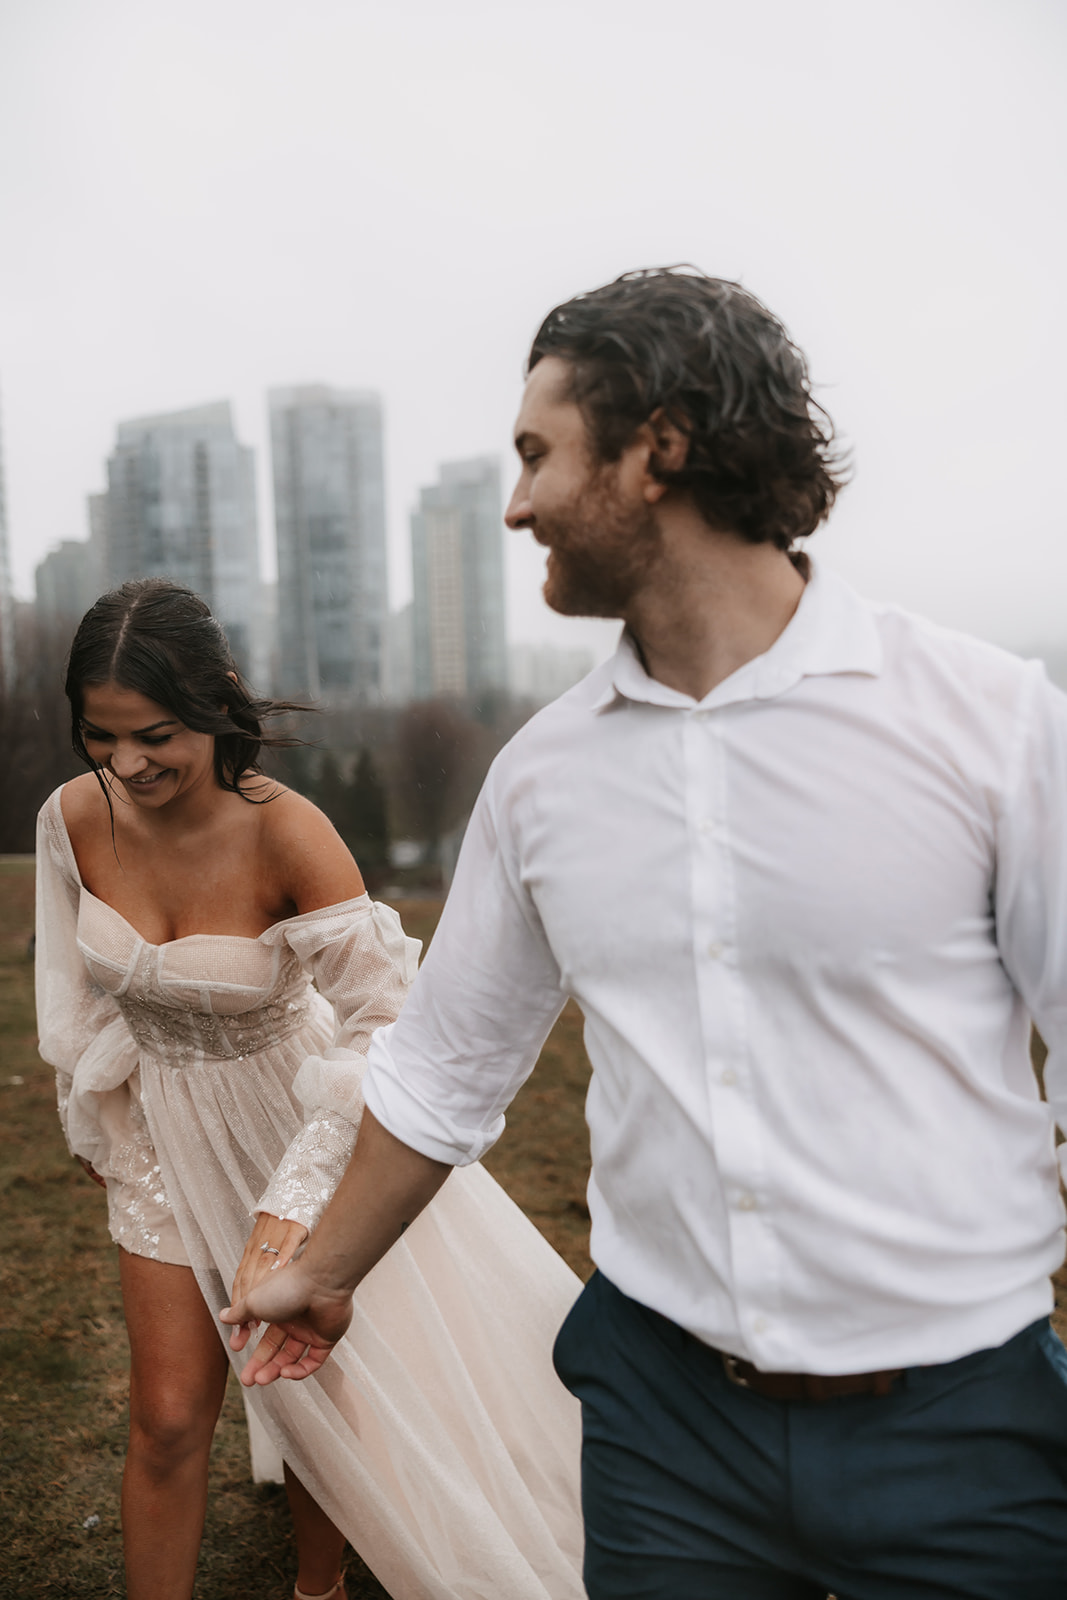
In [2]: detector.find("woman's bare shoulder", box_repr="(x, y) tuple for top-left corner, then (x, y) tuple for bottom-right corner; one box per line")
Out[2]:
(256, 783), (328, 837)
(58, 773), (109, 842)
(258, 785), (366, 913)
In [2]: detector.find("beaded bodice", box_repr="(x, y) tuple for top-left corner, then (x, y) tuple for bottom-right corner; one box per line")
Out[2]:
(115, 978), (312, 1064)
(77, 893), (314, 1067)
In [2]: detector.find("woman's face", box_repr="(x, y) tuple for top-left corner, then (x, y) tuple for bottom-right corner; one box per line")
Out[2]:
(79, 681), (217, 810)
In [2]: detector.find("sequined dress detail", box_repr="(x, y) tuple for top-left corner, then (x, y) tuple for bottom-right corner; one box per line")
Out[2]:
(35, 787), (584, 1600)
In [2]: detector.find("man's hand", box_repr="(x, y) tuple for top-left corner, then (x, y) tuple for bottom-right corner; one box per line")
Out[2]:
(221, 1258), (353, 1384)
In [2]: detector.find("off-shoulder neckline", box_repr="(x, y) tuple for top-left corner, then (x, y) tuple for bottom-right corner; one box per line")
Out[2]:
(48, 785), (371, 949)
(80, 886), (373, 951)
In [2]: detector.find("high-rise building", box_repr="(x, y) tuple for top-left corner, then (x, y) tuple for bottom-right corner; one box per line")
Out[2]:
(35, 539), (102, 633)
(269, 386), (388, 702)
(410, 457), (507, 701)
(98, 401), (263, 680)
(0, 390), (16, 694)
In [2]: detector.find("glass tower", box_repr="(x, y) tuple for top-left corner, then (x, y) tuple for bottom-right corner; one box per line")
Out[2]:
(100, 401), (263, 681)
(411, 456), (507, 702)
(269, 386), (388, 703)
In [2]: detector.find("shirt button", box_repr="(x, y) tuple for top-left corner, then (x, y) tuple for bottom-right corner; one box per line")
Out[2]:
(736, 1192), (757, 1211)
(720, 1068), (737, 1086)
(752, 1316), (769, 1335)
(698, 818), (714, 834)
(707, 941), (725, 959)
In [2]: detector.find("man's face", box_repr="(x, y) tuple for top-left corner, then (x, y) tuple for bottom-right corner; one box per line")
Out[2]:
(505, 356), (662, 619)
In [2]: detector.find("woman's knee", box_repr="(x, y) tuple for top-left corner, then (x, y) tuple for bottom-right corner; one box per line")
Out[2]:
(128, 1378), (221, 1468)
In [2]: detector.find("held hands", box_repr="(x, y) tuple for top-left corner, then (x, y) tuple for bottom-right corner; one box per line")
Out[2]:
(220, 1256), (353, 1385)
(221, 1112), (447, 1385)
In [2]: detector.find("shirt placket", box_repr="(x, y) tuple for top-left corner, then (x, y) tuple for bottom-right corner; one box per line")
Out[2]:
(686, 706), (783, 1365)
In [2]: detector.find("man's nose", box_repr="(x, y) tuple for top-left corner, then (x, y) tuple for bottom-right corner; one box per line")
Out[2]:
(504, 482), (532, 529)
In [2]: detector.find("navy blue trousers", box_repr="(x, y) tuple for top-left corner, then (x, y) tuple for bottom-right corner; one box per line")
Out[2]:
(552, 1272), (1067, 1599)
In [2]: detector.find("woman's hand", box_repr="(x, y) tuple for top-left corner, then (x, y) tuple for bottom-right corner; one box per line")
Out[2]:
(76, 1155), (106, 1190)
(230, 1212), (309, 1328)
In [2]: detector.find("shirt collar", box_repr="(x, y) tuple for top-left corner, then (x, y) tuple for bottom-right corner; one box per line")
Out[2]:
(591, 561), (884, 713)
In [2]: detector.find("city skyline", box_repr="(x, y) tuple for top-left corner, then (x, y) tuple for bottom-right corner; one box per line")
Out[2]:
(31, 385), (597, 707)
(24, 369), (619, 670)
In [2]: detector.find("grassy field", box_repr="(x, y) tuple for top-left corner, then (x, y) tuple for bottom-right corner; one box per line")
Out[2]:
(2, 859), (1065, 1598)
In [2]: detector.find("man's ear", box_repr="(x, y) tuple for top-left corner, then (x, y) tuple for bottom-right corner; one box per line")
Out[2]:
(644, 408), (690, 501)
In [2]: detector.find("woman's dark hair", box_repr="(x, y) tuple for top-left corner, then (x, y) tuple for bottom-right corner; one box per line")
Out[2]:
(528, 267), (849, 554)
(66, 578), (306, 799)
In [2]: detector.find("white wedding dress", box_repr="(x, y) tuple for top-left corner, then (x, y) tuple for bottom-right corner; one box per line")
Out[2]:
(35, 787), (585, 1600)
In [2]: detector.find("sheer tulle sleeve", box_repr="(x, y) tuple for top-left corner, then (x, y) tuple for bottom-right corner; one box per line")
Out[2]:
(34, 787), (125, 1158)
(255, 897), (421, 1232)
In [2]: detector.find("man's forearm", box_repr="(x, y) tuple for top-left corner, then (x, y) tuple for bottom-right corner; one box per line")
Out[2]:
(301, 1107), (452, 1294)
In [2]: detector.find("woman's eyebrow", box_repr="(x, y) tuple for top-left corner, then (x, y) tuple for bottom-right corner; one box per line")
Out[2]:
(81, 719), (179, 736)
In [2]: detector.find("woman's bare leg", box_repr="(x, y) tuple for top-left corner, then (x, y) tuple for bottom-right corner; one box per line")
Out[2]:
(119, 1248), (230, 1600)
(284, 1462), (348, 1596)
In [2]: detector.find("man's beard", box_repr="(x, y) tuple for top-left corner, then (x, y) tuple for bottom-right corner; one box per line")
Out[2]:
(539, 473), (663, 619)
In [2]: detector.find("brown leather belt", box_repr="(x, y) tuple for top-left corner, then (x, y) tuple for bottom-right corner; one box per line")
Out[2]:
(721, 1352), (904, 1401)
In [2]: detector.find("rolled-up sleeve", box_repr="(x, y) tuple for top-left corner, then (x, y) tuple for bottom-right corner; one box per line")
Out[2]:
(994, 664), (1067, 1185)
(363, 756), (567, 1165)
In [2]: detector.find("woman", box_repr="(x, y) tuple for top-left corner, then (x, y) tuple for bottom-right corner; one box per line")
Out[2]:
(35, 578), (584, 1600)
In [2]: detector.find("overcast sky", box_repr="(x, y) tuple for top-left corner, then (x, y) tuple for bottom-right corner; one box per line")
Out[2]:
(1, 0), (1064, 660)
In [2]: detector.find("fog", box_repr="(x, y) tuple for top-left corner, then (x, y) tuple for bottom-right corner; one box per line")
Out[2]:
(1, 0), (1064, 659)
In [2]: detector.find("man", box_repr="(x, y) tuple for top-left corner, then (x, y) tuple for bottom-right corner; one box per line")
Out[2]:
(225, 270), (1067, 1598)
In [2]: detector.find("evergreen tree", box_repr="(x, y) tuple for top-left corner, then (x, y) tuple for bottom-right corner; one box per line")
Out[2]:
(348, 747), (389, 871)
(270, 743), (319, 803)
(391, 699), (490, 863)
(315, 750), (347, 834)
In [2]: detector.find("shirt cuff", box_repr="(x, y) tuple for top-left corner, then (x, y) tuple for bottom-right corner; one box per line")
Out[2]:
(363, 1026), (504, 1166)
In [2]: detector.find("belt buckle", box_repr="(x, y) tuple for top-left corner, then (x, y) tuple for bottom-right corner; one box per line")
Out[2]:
(721, 1353), (750, 1388)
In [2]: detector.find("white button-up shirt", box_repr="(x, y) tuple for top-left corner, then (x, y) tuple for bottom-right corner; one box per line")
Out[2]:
(365, 564), (1067, 1374)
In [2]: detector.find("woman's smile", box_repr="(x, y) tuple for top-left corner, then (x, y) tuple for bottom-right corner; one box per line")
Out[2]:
(122, 768), (171, 793)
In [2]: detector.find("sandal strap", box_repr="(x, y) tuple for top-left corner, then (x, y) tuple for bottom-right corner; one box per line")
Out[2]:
(294, 1578), (345, 1600)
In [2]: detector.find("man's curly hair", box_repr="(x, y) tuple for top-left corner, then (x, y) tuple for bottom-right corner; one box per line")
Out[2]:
(527, 267), (848, 553)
